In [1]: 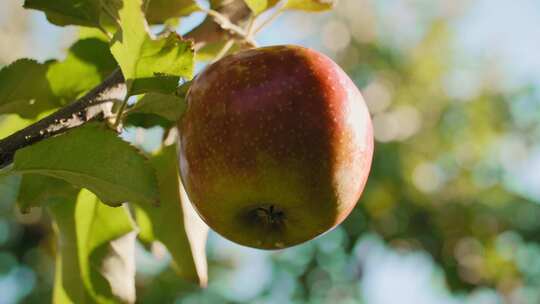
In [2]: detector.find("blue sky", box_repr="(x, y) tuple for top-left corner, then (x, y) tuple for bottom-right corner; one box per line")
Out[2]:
(455, 0), (540, 88)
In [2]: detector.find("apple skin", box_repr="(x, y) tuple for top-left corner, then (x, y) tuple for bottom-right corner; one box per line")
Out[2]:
(178, 45), (373, 250)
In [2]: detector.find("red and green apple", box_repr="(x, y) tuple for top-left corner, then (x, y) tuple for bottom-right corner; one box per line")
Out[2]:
(178, 45), (373, 249)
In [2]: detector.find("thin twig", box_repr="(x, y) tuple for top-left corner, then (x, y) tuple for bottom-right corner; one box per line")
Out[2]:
(253, 6), (284, 34)
(212, 39), (235, 63)
(113, 95), (130, 129)
(200, 7), (258, 47)
(245, 15), (256, 36)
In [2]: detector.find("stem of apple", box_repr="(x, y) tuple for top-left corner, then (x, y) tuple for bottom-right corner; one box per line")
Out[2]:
(200, 7), (258, 47)
(113, 93), (131, 129)
(253, 7), (285, 35)
(212, 39), (236, 63)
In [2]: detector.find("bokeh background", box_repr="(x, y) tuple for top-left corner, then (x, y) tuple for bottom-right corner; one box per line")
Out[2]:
(2, 0), (540, 303)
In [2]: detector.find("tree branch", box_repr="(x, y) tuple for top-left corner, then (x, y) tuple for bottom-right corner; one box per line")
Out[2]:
(0, 71), (125, 168)
(0, 0), (251, 169)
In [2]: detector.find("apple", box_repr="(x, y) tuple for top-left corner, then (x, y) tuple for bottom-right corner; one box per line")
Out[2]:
(178, 45), (373, 249)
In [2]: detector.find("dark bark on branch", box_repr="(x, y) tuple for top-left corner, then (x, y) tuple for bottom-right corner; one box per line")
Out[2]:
(0, 0), (250, 169)
(0, 70), (125, 168)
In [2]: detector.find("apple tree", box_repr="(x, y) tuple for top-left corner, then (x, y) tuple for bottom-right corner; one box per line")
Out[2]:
(0, 0), (373, 303)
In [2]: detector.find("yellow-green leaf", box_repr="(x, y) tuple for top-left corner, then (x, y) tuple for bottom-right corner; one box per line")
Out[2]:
(135, 145), (208, 285)
(283, 0), (336, 11)
(110, 0), (195, 95)
(46, 39), (117, 104)
(50, 189), (135, 303)
(243, 0), (279, 14)
(145, 0), (199, 24)
(0, 59), (58, 118)
(23, 0), (121, 30)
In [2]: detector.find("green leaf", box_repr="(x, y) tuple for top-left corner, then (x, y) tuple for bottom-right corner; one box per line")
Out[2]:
(124, 90), (187, 128)
(111, 0), (195, 96)
(0, 114), (34, 138)
(17, 175), (78, 212)
(77, 26), (109, 43)
(50, 189), (135, 304)
(145, 0), (199, 24)
(0, 39), (115, 118)
(23, 0), (199, 28)
(78, 27), (110, 41)
(0, 59), (58, 118)
(13, 123), (159, 206)
(0, 174), (21, 207)
(124, 113), (174, 128)
(243, 0), (279, 14)
(135, 145), (208, 285)
(23, 0), (101, 27)
(47, 39), (117, 104)
(283, 0), (336, 11)
(23, 0), (121, 30)
(195, 41), (243, 62)
(127, 92), (186, 121)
